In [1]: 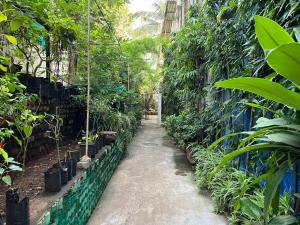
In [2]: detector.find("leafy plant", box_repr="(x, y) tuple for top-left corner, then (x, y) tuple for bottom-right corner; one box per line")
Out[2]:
(0, 143), (22, 186)
(14, 109), (44, 171)
(210, 16), (300, 223)
(78, 133), (98, 145)
(237, 191), (297, 225)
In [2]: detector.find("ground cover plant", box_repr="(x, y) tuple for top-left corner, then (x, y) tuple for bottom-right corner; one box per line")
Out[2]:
(162, 0), (300, 224)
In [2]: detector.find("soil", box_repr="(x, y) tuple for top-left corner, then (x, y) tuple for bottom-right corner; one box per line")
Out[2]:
(0, 141), (78, 219)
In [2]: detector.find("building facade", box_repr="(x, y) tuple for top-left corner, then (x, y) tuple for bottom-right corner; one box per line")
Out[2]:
(162, 0), (203, 35)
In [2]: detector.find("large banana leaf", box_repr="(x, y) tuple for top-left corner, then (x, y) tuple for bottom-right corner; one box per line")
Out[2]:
(255, 16), (295, 52)
(254, 118), (288, 128)
(237, 127), (273, 149)
(264, 162), (288, 217)
(266, 131), (300, 148)
(215, 78), (300, 110)
(267, 43), (300, 87)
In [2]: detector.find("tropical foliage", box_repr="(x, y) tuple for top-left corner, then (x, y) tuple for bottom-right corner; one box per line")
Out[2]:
(162, 0), (300, 224)
(0, 0), (160, 186)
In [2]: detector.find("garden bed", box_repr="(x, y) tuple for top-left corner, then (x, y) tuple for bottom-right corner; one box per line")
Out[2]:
(0, 141), (78, 221)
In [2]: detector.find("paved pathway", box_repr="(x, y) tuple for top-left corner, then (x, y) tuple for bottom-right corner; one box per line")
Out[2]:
(88, 116), (227, 225)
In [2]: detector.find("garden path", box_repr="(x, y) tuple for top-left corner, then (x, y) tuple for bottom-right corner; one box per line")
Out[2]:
(88, 116), (227, 225)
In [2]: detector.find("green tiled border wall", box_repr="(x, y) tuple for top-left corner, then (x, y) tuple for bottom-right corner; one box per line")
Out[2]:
(39, 143), (125, 225)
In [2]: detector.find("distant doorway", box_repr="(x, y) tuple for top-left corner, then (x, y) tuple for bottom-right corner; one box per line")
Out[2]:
(144, 92), (161, 125)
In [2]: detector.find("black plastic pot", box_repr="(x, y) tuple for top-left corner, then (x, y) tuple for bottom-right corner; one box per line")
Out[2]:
(53, 162), (68, 185)
(48, 83), (55, 99)
(68, 149), (80, 162)
(96, 137), (103, 150)
(6, 188), (30, 225)
(79, 144), (96, 158)
(66, 160), (73, 181)
(70, 159), (77, 177)
(44, 167), (61, 192)
(41, 82), (51, 99)
(27, 77), (45, 95)
(54, 82), (64, 99)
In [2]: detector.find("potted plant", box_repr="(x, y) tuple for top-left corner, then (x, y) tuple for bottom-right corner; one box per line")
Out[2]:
(78, 133), (98, 158)
(6, 188), (29, 225)
(1, 142), (24, 225)
(44, 167), (61, 192)
(44, 107), (64, 192)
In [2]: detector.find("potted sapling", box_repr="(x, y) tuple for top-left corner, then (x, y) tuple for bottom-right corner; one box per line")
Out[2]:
(44, 107), (66, 192)
(8, 108), (43, 225)
(78, 132), (98, 159)
(0, 141), (23, 225)
(45, 107), (71, 192)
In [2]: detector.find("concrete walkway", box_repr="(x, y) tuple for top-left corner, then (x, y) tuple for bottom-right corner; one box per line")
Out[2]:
(88, 116), (227, 225)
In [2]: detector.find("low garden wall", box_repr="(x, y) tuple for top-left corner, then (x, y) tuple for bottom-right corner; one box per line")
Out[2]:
(38, 142), (124, 225)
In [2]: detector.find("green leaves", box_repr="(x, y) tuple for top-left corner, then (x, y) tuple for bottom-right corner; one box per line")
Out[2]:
(23, 125), (33, 138)
(3, 34), (17, 45)
(266, 131), (300, 148)
(8, 164), (22, 172)
(268, 215), (299, 225)
(2, 175), (11, 185)
(10, 19), (22, 32)
(0, 64), (7, 72)
(0, 13), (7, 22)
(254, 16), (300, 87)
(254, 117), (288, 128)
(0, 12), (17, 45)
(209, 143), (293, 180)
(267, 43), (300, 87)
(215, 78), (300, 110)
(293, 27), (300, 43)
(240, 197), (299, 225)
(0, 147), (8, 160)
(255, 16), (294, 51)
(264, 163), (288, 217)
(240, 197), (262, 220)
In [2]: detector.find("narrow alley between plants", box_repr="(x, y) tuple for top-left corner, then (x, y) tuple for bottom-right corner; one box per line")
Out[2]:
(87, 116), (227, 225)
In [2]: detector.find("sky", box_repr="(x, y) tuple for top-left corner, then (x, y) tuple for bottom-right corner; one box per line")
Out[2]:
(129, 0), (160, 13)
